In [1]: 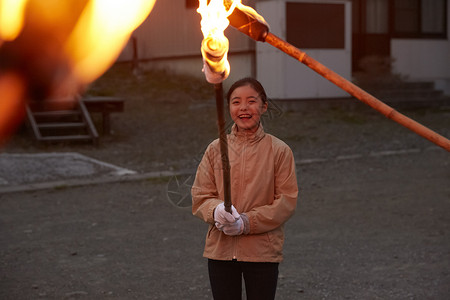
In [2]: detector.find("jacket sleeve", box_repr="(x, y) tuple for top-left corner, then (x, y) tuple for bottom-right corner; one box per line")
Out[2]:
(191, 142), (223, 224)
(245, 144), (298, 235)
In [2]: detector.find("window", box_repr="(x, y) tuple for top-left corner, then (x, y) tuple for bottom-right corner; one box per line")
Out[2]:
(366, 0), (389, 34)
(286, 2), (345, 49)
(393, 0), (447, 38)
(421, 0), (446, 33)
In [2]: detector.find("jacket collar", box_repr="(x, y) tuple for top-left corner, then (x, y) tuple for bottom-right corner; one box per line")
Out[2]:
(230, 123), (265, 144)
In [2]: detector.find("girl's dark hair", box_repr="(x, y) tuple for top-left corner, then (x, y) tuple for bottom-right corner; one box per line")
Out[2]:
(226, 77), (268, 104)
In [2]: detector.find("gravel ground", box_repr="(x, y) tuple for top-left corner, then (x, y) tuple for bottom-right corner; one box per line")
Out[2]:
(0, 148), (448, 299)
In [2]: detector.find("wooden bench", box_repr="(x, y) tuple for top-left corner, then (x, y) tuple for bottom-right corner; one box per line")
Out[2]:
(82, 96), (124, 134)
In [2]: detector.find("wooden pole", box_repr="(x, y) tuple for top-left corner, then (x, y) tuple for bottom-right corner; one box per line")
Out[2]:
(214, 82), (232, 213)
(264, 33), (450, 152)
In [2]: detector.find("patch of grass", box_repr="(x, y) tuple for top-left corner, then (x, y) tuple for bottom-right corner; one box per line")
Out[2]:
(145, 176), (171, 184)
(329, 107), (368, 125)
(340, 114), (367, 125)
(53, 184), (69, 190)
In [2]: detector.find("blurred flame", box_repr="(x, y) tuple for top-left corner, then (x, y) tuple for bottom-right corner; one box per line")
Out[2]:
(66, 0), (156, 84)
(197, 0), (239, 84)
(0, 0), (28, 42)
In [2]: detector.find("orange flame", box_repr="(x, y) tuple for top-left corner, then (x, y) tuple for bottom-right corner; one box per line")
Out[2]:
(197, 0), (239, 84)
(197, 0), (268, 83)
(65, 0), (156, 84)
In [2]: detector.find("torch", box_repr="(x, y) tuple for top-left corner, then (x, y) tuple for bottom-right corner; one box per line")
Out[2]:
(198, 0), (234, 213)
(224, 1), (450, 152)
(0, 0), (156, 145)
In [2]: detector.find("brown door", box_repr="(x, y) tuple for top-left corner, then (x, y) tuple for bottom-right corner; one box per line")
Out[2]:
(352, 0), (390, 72)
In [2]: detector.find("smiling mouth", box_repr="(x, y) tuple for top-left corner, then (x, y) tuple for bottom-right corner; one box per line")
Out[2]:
(239, 114), (252, 119)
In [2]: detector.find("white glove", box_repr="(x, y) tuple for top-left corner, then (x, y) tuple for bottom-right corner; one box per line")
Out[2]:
(222, 217), (244, 236)
(214, 203), (240, 226)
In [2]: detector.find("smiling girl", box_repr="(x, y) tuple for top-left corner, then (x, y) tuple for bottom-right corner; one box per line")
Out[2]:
(192, 77), (298, 300)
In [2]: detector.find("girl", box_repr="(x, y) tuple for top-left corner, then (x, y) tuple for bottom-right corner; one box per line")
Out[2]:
(192, 77), (298, 300)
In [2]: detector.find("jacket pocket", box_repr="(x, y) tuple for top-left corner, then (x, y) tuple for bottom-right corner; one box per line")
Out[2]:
(238, 233), (272, 259)
(207, 224), (215, 239)
(267, 229), (284, 256)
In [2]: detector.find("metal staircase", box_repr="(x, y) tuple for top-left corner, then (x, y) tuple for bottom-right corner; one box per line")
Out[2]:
(26, 96), (98, 145)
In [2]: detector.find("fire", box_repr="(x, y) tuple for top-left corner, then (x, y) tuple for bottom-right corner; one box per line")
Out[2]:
(197, 0), (269, 84)
(65, 0), (156, 84)
(0, 0), (156, 145)
(197, 0), (238, 84)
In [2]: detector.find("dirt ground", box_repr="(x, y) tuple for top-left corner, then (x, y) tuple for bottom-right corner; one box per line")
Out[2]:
(1, 68), (450, 299)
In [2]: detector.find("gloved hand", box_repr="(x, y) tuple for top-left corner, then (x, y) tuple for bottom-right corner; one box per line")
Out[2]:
(222, 217), (244, 236)
(214, 203), (240, 226)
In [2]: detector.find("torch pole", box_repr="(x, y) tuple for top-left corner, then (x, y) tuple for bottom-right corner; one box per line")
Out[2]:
(264, 33), (450, 152)
(214, 82), (232, 213)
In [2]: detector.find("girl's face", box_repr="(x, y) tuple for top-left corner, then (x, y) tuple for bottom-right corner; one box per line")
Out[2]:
(229, 84), (268, 133)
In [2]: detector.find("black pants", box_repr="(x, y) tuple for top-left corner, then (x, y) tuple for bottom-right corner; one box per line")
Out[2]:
(208, 259), (279, 300)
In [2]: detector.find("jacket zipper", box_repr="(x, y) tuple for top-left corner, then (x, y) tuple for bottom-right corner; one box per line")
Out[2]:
(232, 236), (239, 260)
(233, 140), (247, 260)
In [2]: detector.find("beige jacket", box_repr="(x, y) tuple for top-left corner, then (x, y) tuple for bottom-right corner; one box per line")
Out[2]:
(192, 124), (298, 262)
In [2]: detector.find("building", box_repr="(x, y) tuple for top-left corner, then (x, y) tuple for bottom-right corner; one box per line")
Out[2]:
(119, 0), (450, 99)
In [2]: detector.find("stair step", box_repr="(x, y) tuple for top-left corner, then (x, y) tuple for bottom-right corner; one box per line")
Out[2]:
(372, 89), (443, 99)
(38, 122), (86, 129)
(38, 135), (93, 142)
(28, 100), (77, 112)
(32, 110), (80, 118)
(371, 81), (435, 90)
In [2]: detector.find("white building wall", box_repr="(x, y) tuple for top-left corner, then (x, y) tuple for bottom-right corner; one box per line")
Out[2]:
(391, 0), (450, 95)
(256, 0), (352, 99)
(119, 0), (202, 60)
(255, 1), (286, 99)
